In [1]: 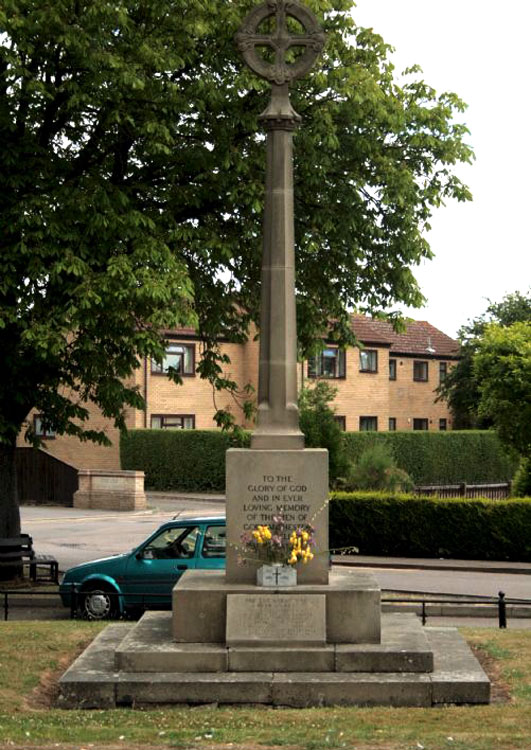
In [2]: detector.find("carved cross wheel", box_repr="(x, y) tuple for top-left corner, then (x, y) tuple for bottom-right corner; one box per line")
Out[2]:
(236, 0), (325, 85)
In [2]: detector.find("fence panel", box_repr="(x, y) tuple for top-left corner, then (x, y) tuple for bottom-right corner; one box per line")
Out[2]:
(414, 482), (511, 500)
(15, 448), (78, 506)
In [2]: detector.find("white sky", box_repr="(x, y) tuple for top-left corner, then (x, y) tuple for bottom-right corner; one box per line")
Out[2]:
(352, 0), (531, 338)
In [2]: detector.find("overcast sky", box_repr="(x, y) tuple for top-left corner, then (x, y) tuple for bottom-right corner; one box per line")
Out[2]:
(352, 0), (530, 338)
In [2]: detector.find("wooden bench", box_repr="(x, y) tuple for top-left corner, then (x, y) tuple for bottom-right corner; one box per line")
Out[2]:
(0, 534), (59, 584)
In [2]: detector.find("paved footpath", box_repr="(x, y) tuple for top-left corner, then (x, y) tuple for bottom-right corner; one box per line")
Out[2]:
(14, 495), (531, 626)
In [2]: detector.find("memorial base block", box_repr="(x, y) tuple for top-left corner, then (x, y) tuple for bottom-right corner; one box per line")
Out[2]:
(173, 569), (381, 644)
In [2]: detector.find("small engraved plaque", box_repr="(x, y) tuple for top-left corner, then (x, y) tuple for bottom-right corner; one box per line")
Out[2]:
(226, 593), (326, 647)
(257, 565), (297, 587)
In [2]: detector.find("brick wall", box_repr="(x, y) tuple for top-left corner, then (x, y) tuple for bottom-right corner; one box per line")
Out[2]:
(134, 339), (259, 431)
(17, 334), (455, 471)
(388, 356), (454, 431)
(17, 402), (123, 470)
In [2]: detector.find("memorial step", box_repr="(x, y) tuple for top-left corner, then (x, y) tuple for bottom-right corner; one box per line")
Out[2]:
(59, 620), (490, 708)
(114, 612), (433, 674)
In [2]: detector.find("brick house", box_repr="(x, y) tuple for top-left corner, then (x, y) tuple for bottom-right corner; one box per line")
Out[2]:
(18, 316), (459, 470)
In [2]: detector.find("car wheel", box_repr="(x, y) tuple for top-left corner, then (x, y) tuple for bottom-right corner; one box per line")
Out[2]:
(81, 584), (119, 620)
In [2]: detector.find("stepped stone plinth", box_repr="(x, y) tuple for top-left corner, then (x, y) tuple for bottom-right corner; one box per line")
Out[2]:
(59, 609), (490, 708)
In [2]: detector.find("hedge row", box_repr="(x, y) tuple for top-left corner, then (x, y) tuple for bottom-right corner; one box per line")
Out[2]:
(330, 492), (531, 561)
(121, 429), (518, 492)
(342, 431), (517, 485)
(120, 429), (250, 492)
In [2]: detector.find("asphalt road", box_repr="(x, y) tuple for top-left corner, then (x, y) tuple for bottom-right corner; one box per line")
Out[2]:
(19, 497), (531, 601)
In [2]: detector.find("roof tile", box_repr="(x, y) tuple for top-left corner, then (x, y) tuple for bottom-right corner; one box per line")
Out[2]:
(351, 315), (459, 357)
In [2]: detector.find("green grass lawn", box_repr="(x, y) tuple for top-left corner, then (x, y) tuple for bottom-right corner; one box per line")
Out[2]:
(0, 621), (530, 750)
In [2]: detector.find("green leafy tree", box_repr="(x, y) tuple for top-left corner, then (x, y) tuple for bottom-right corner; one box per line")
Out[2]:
(473, 322), (531, 458)
(439, 291), (531, 427)
(1, 0), (473, 546)
(298, 381), (348, 483)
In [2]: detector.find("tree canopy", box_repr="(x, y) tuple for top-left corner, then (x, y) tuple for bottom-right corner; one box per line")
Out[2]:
(0, 0), (473, 537)
(473, 322), (531, 458)
(439, 291), (531, 428)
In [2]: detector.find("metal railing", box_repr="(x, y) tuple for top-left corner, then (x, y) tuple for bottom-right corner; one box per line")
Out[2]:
(413, 482), (511, 500)
(0, 588), (166, 622)
(380, 590), (531, 628)
(2, 587), (530, 628)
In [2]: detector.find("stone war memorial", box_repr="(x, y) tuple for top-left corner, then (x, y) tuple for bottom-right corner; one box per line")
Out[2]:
(60, 0), (490, 708)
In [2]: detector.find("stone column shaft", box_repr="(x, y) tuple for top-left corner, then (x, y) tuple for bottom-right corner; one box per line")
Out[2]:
(251, 90), (305, 450)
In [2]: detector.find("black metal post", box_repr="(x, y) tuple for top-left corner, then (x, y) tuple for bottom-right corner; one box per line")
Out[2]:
(498, 590), (507, 629)
(421, 600), (427, 626)
(3, 592), (8, 621)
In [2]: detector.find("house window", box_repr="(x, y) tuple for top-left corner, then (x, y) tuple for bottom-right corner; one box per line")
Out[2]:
(34, 415), (55, 439)
(359, 349), (378, 373)
(439, 418), (447, 431)
(413, 418), (429, 431)
(308, 347), (346, 379)
(359, 416), (378, 431)
(152, 342), (195, 376)
(334, 415), (346, 431)
(388, 417), (396, 431)
(413, 361), (428, 382)
(389, 359), (397, 380)
(439, 361), (447, 383)
(151, 414), (195, 430)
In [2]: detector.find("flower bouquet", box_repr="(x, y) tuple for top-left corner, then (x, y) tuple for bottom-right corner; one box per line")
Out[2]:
(239, 515), (315, 586)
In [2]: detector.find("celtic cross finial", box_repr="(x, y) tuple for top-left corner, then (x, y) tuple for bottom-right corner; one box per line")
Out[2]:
(236, 0), (325, 86)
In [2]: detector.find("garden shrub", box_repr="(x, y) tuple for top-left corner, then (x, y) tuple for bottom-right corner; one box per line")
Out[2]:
(341, 444), (413, 492)
(330, 492), (531, 561)
(342, 430), (517, 485)
(513, 457), (531, 497)
(120, 429), (250, 492)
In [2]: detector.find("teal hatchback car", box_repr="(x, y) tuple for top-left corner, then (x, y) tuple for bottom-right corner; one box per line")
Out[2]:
(59, 515), (226, 619)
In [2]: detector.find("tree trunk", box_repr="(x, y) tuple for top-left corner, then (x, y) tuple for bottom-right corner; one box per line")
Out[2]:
(0, 442), (22, 580)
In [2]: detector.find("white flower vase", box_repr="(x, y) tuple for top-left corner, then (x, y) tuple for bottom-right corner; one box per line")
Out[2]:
(256, 563), (297, 587)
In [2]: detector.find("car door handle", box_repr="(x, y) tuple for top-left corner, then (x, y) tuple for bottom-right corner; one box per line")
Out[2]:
(176, 564), (188, 571)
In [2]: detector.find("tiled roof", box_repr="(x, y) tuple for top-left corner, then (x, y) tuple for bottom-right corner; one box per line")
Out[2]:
(160, 317), (460, 358)
(351, 315), (459, 358)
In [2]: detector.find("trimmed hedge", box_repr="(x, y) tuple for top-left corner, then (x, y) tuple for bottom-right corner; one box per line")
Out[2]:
(330, 492), (531, 561)
(121, 428), (518, 492)
(342, 431), (517, 485)
(120, 429), (250, 492)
